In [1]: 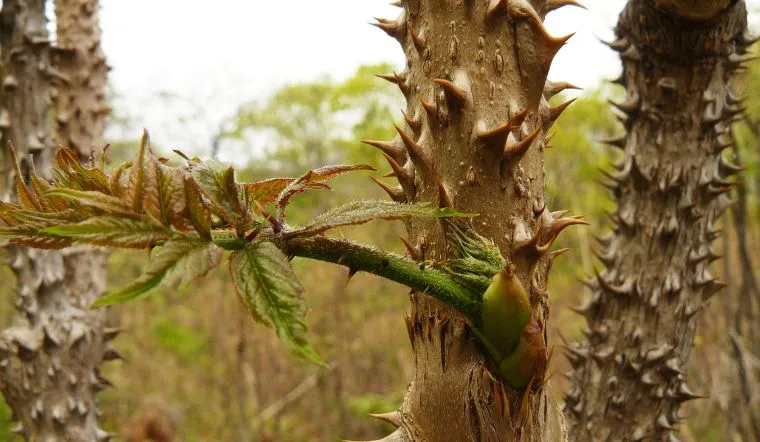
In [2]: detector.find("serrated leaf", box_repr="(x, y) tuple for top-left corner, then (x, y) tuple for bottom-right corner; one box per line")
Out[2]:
(7, 143), (44, 212)
(42, 216), (168, 248)
(240, 178), (294, 208)
(274, 164), (375, 219)
(184, 177), (212, 238)
(109, 161), (132, 197)
(92, 237), (223, 307)
(191, 158), (245, 224)
(45, 188), (138, 218)
(54, 147), (110, 193)
(287, 200), (475, 238)
(229, 241), (324, 365)
(0, 227), (73, 249)
(125, 130), (150, 212)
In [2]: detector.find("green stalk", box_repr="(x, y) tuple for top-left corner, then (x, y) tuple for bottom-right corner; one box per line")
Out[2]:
(275, 235), (481, 321)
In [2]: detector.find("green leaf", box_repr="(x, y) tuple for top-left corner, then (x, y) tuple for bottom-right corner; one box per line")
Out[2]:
(287, 200), (475, 238)
(191, 158), (245, 223)
(42, 216), (168, 248)
(92, 237), (224, 307)
(229, 241), (324, 365)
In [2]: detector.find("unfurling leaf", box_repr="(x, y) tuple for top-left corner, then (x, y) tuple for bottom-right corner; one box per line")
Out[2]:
(286, 200), (475, 238)
(191, 158), (246, 224)
(0, 227), (73, 249)
(185, 177), (212, 239)
(229, 241), (324, 365)
(45, 188), (137, 218)
(274, 164), (376, 219)
(42, 216), (168, 248)
(125, 130), (151, 212)
(92, 237), (223, 307)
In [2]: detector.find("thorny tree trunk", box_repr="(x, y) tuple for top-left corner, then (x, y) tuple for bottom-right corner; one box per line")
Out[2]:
(0, 0), (114, 440)
(365, 1), (581, 440)
(565, 1), (750, 440)
(725, 144), (760, 441)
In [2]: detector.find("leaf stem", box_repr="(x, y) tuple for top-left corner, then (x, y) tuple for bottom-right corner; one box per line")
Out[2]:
(275, 236), (481, 321)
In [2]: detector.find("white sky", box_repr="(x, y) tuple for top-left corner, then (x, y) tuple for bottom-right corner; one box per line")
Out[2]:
(97, 1), (759, 157)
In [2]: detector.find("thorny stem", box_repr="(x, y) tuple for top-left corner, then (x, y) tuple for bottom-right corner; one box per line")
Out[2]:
(274, 235), (481, 322)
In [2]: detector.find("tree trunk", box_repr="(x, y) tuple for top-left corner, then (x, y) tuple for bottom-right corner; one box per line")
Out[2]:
(0, 0), (113, 440)
(366, 1), (580, 440)
(565, 1), (749, 440)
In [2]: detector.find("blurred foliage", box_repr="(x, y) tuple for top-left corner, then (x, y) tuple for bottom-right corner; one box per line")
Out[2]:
(1, 54), (760, 440)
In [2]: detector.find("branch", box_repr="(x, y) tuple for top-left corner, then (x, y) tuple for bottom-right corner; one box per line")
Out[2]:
(275, 235), (481, 322)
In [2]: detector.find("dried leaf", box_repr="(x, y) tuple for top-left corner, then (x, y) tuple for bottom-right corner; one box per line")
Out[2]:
(92, 237), (223, 307)
(229, 241), (324, 365)
(0, 227), (73, 249)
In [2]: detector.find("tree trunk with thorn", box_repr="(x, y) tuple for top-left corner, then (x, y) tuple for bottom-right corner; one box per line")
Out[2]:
(565, 1), (749, 440)
(364, 1), (581, 440)
(0, 0), (114, 440)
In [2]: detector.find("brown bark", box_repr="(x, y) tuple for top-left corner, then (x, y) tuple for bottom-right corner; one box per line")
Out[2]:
(0, 0), (114, 440)
(565, 1), (749, 440)
(365, 1), (580, 440)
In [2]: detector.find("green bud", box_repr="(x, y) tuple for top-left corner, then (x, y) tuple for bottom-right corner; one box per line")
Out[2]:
(498, 315), (546, 389)
(480, 264), (532, 361)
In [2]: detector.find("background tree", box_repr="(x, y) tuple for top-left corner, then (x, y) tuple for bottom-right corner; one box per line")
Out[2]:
(0, 0), (112, 439)
(565, 1), (751, 440)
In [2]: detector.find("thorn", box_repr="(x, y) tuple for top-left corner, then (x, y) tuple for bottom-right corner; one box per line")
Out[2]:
(380, 153), (414, 191)
(370, 411), (403, 427)
(399, 236), (422, 261)
(401, 110), (422, 134)
(370, 177), (407, 203)
(487, 0), (508, 16)
(419, 97), (437, 121)
(102, 347), (125, 362)
(437, 181), (453, 208)
(376, 72), (409, 96)
(608, 94), (639, 115)
(103, 327), (122, 342)
(370, 17), (405, 40)
(361, 139), (404, 160)
(600, 37), (630, 52)
(597, 134), (627, 150)
(543, 81), (581, 100)
(433, 79), (469, 107)
(410, 26), (426, 50)
(543, 0), (587, 13)
(551, 248), (572, 259)
(545, 98), (576, 127)
(474, 120), (520, 150)
(394, 124), (426, 166)
(503, 127), (541, 161)
(347, 268), (359, 282)
(507, 0), (543, 29)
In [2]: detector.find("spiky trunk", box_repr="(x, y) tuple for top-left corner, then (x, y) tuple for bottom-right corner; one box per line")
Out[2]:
(0, 0), (114, 440)
(366, 1), (579, 440)
(565, 1), (749, 440)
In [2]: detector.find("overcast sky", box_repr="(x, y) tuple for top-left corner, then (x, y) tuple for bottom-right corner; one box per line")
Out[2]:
(97, 1), (758, 157)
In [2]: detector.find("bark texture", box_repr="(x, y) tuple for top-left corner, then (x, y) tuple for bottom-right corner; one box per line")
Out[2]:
(565, 1), (750, 440)
(366, 1), (580, 440)
(0, 0), (114, 440)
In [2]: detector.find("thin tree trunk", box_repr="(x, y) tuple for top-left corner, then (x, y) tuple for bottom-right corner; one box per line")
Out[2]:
(0, 0), (113, 440)
(566, 1), (749, 440)
(366, 1), (580, 440)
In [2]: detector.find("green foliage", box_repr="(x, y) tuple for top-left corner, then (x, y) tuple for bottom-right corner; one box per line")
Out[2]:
(93, 238), (223, 307)
(0, 130), (471, 366)
(230, 241), (322, 365)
